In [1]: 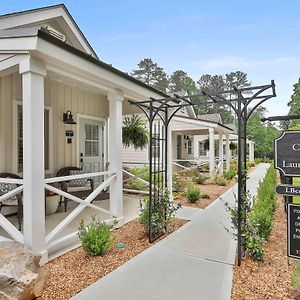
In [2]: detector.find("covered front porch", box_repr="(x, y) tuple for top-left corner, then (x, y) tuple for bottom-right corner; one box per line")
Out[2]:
(0, 36), (160, 262)
(170, 116), (233, 177)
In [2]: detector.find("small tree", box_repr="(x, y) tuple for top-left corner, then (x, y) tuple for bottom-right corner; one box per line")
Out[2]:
(122, 115), (149, 150)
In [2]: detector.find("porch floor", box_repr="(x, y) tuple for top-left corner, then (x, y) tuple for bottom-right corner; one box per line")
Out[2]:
(0, 194), (141, 242)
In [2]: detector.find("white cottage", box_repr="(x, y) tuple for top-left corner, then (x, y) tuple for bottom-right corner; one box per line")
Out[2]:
(123, 110), (255, 177)
(0, 4), (171, 262)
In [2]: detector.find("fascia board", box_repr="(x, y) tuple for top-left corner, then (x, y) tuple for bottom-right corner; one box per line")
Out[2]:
(35, 37), (165, 100)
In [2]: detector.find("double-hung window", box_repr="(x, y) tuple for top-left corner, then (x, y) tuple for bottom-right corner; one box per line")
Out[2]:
(15, 102), (51, 173)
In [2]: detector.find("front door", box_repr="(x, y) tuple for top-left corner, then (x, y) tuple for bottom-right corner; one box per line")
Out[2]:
(176, 135), (182, 159)
(79, 117), (104, 185)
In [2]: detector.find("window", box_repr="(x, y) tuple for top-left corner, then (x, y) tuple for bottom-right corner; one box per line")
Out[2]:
(176, 135), (182, 159)
(84, 124), (99, 157)
(16, 104), (50, 173)
(198, 141), (206, 156)
(187, 139), (193, 155)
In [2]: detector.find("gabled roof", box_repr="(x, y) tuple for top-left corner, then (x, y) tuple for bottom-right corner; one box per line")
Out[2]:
(197, 113), (223, 124)
(0, 4), (98, 58)
(224, 123), (237, 133)
(0, 5), (170, 98)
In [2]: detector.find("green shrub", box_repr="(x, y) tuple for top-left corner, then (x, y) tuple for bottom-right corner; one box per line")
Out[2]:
(250, 165), (277, 240)
(193, 174), (207, 185)
(224, 168), (237, 180)
(215, 177), (227, 186)
(201, 193), (210, 199)
(78, 216), (114, 256)
(224, 165), (276, 262)
(245, 230), (265, 261)
(254, 157), (272, 164)
(128, 179), (148, 191)
(139, 190), (181, 236)
(187, 187), (201, 203)
(172, 177), (186, 193)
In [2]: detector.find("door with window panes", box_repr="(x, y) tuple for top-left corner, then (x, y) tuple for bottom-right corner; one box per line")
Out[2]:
(79, 118), (104, 186)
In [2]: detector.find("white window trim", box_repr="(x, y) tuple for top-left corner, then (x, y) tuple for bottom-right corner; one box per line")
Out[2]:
(12, 100), (53, 175)
(76, 114), (107, 171)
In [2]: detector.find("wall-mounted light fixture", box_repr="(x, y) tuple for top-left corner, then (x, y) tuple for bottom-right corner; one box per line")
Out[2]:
(63, 110), (77, 124)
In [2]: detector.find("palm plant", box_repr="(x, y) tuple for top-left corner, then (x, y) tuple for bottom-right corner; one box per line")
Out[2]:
(122, 115), (149, 150)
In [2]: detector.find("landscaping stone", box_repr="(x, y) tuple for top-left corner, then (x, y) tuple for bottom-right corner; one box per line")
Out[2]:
(0, 241), (49, 300)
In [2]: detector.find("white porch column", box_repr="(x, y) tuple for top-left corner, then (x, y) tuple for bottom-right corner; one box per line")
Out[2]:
(107, 90), (124, 225)
(218, 132), (224, 175)
(225, 133), (230, 171)
(209, 128), (215, 177)
(167, 124), (173, 197)
(19, 57), (46, 258)
(249, 141), (255, 163)
(193, 136), (199, 159)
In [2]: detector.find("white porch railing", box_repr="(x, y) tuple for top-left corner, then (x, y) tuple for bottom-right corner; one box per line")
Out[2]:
(123, 169), (150, 194)
(172, 159), (210, 172)
(44, 170), (116, 248)
(0, 178), (24, 243)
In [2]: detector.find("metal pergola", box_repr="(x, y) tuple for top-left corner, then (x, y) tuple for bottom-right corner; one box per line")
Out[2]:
(129, 96), (194, 242)
(130, 80), (276, 265)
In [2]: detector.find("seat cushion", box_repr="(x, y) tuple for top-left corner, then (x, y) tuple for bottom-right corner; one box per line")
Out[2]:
(0, 182), (18, 206)
(68, 170), (89, 187)
(67, 185), (91, 193)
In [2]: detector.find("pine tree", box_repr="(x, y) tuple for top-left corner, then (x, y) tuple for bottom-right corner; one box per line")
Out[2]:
(131, 58), (169, 93)
(287, 78), (300, 128)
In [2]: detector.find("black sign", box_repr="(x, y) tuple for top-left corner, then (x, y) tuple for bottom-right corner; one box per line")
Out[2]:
(288, 203), (300, 258)
(275, 131), (300, 176)
(276, 184), (300, 196)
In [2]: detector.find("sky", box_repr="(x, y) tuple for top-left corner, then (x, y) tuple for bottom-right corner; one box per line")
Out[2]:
(1, 0), (300, 117)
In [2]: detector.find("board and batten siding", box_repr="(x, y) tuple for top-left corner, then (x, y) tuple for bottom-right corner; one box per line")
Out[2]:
(122, 145), (149, 165)
(0, 72), (108, 175)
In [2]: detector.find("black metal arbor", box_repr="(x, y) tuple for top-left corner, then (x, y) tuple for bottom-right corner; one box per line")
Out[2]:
(129, 96), (194, 242)
(130, 80), (276, 265)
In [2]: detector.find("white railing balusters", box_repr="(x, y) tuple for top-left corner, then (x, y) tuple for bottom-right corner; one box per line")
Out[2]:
(0, 178), (24, 185)
(45, 171), (114, 184)
(45, 184), (111, 214)
(0, 171), (119, 252)
(45, 173), (116, 244)
(0, 186), (23, 203)
(0, 214), (23, 243)
(0, 178), (24, 242)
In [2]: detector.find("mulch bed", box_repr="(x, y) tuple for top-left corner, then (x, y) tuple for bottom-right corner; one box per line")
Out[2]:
(173, 180), (236, 209)
(231, 195), (295, 300)
(41, 218), (187, 300)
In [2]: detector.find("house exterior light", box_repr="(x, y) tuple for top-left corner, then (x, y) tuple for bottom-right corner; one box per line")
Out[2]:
(63, 110), (77, 124)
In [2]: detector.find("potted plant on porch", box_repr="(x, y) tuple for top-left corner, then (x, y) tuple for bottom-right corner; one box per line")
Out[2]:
(45, 184), (60, 215)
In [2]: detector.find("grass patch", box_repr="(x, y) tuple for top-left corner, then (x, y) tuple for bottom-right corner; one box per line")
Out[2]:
(292, 261), (300, 288)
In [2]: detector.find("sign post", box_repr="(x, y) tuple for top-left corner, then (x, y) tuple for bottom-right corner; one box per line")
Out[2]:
(288, 203), (300, 259)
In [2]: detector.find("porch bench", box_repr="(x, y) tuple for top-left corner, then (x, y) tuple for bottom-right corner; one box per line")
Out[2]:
(57, 167), (94, 212)
(0, 173), (23, 230)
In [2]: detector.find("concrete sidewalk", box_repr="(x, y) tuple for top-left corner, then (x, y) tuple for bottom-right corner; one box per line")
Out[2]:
(73, 164), (269, 300)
